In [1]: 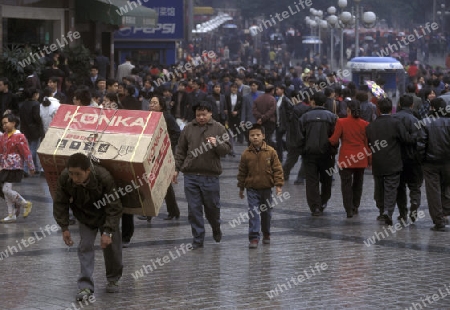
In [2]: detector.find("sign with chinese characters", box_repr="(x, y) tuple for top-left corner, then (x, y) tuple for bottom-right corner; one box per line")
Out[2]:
(114, 0), (184, 40)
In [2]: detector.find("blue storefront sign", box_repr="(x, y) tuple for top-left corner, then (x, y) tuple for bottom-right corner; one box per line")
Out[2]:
(114, 0), (184, 41)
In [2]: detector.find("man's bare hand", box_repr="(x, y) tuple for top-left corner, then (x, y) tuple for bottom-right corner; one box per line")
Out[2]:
(172, 171), (179, 184)
(101, 234), (112, 249)
(63, 230), (74, 246)
(239, 190), (245, 199)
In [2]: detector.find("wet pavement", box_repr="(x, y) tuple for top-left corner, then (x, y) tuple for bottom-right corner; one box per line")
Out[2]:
(1, 144), (450, 310)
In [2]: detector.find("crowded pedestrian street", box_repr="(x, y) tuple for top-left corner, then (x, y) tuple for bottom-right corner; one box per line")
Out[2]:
(1, 146), (449, 310)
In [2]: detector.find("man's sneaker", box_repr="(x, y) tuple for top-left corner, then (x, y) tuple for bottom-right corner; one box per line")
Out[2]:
(106, 281), (119, 293)
(1, 214), (16, 223)
(76, 288), (93, 301)
(249, 240), (258, 249)
(122, 241), (130, 248)
(213, 229), (222, 243)
(262, 234), (270, 244)
(23, 201), (32, 218)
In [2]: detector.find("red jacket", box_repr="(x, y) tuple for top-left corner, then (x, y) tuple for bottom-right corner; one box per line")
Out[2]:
(0, 131), (35, 171)
(329, 116), (370, 168)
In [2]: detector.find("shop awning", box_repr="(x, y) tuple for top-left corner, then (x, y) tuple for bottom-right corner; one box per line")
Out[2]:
(76, 0), (158, 28)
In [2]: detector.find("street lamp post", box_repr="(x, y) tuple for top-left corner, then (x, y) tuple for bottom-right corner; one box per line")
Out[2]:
(354, 0), (361, 57)
(353, 0), (377, 57)
(327, 6), (339, 71)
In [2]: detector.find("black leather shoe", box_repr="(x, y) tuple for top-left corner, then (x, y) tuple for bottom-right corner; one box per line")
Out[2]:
(376, 214), (385, 221)
(397, 214), (407, 221)
(192, 242), (204, 249)
(213, 229), (222, 243)
(353, 208), (359, 215)
(347, 212), (353, 218)
(430, 225), (446, 232)
(384, 214), (393, 226)
(312, 208), (323, 216)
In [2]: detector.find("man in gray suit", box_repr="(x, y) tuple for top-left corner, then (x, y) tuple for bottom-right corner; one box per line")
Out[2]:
(241, 80), (262, 125)
(116, 56), (135, 82)
(236, 74), (251, 97)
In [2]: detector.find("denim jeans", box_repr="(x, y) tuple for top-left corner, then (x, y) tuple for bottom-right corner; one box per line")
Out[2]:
(184, 174), (221, 245)
(24, 139), (40, 173)
(246, 188), (273, 241)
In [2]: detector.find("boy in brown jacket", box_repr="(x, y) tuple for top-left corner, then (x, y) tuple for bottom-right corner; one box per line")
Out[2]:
(237, 124), (284, 248)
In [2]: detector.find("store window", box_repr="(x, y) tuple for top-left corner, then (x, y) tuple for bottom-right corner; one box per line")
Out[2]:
(3, 18), (54, 49)
(131, 50), (164, 66)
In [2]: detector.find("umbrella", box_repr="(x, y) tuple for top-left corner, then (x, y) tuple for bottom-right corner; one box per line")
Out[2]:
(366, 80), (386, 99)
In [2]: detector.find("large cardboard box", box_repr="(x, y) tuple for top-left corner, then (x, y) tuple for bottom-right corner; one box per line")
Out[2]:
(37, 105), (175, 216)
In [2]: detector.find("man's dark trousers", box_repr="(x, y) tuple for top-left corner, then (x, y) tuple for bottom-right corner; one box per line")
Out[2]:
(184, 174), (221, 245)
(423, 162), (450, 226)
(283, 147), (306, 181)
(396, 163), (423, 217)
(78, 222), (123, 291)
(303, 155), (334, 212)
(263, 121), (276, 149)
(374, 173), (401, 217)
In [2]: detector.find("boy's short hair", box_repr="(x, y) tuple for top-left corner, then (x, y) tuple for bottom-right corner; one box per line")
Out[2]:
(67, 153), (91, 170)
(248, 123), (265, 135)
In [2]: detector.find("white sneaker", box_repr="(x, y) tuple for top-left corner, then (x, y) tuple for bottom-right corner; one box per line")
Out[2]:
(1, 214), (17, 223)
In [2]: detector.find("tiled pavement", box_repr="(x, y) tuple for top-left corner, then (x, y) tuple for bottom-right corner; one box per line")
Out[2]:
(1, 144), (450, 310)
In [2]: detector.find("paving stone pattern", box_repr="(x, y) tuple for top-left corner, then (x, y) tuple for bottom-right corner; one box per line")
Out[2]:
(1, 144), (450, 310)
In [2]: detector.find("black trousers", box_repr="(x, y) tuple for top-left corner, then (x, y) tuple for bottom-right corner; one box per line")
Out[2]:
(423, 162), (450, 226)
(165, 183), (180, 216)
(275, 127), (285, 162)
(303, 155), (334, 212)
(396, 162), (423, 217)
(283, 147), (306, 180)
(263, 121), (276, 149)
(121, 213), (134, 243)
(374, 172), (401, 217)
(339, 168), (365, 214)
(121, 183), (180, 242)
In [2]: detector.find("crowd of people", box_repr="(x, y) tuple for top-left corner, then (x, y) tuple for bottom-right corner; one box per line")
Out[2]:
(1, 49), (450, 300)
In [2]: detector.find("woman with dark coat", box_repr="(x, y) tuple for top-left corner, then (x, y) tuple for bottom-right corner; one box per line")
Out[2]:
(225, 83), (244, 156)
(149, 95), (180, 219)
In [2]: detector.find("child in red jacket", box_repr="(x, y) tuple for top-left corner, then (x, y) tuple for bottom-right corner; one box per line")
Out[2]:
(0, 114), (34, 223)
